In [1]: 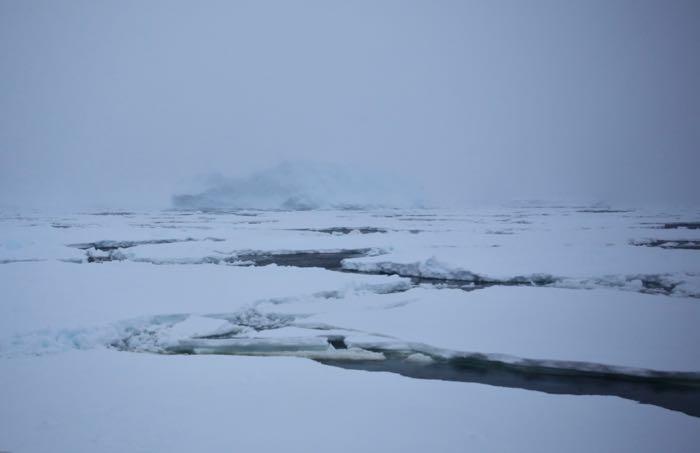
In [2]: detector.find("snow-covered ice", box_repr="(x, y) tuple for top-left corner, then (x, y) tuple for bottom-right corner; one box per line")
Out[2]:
(1, 205), (699, 451)
(3, 349), (699, 453)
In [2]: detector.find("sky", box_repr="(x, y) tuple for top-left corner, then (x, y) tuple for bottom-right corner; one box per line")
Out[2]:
(1, 0), (698, 209)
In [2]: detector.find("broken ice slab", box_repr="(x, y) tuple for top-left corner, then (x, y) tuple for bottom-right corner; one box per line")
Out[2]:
(630, 239), (700, 250)
(166, 337), (330, 354)
(290, 227), (388, 235)
(165, 316), (236, 340)
(233, 249), (374, 270)
(662, 222), (700, 230)
(67, 237), (225, 252)
(163, 337), (385, 361)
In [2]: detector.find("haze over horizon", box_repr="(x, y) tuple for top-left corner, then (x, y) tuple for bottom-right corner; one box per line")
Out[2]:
(2, 3), (700, 449)
(1, 0), (699, 210)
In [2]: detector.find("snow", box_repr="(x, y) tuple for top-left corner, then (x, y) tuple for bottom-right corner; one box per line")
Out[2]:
(0, 260), (407, 342)
(300, 286), (700, 373)
(342, 256), (700, 298)
(1, 205), (699, 451)
(1, 349), (699, 453)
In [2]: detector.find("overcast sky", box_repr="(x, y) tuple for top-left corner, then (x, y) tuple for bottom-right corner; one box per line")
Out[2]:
(1, 0), (698, 209)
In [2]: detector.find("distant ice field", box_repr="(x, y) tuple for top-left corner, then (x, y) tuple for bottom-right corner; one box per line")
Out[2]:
(1, 205), (699, 452)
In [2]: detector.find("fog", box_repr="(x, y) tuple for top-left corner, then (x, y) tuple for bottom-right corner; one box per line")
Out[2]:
(1, 0), (698, 210)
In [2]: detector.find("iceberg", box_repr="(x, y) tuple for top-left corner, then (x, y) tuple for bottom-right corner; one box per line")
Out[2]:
(172, 161), (425, 210)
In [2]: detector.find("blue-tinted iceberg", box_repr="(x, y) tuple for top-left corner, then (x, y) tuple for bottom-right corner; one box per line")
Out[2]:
(173, 161), (425, 210)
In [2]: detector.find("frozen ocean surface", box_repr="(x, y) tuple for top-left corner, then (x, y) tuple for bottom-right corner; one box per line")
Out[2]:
(1, 205), (700, 452)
